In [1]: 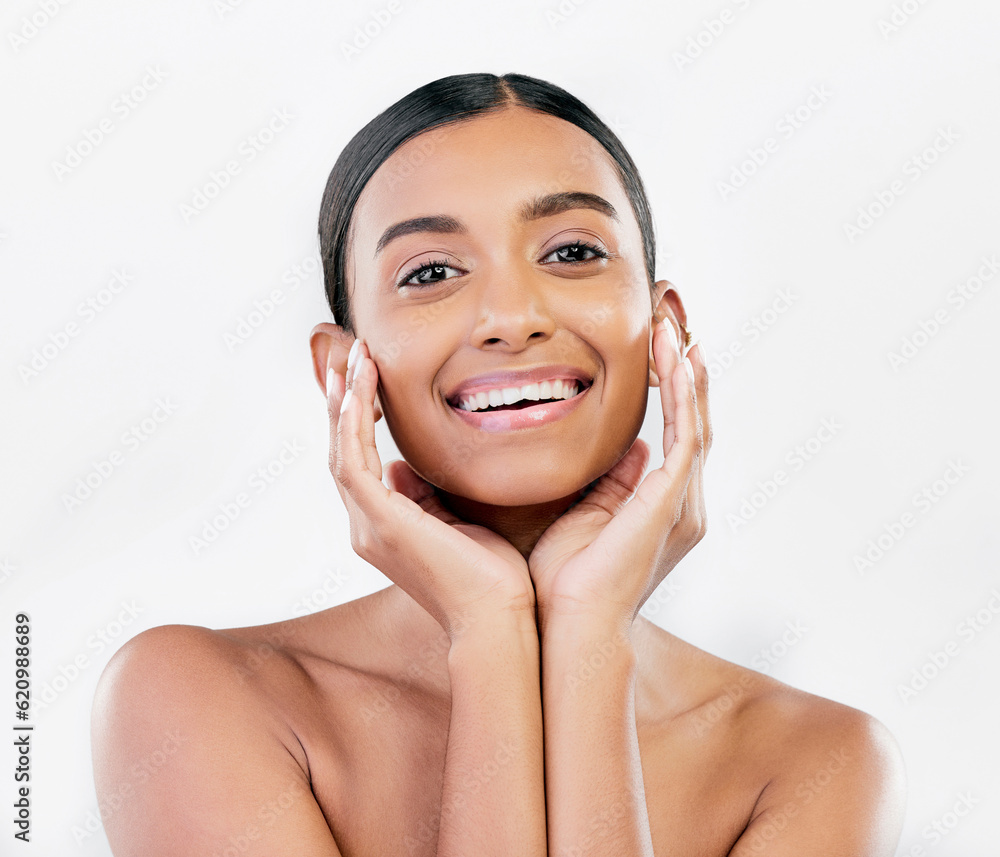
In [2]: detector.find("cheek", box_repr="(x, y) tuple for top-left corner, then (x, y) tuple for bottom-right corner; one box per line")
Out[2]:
(367, 335), (445, 452)
(592, 321), (653, 447)
(365, 297), (463, 368)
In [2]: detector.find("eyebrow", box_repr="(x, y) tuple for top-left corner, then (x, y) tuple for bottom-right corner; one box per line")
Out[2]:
(373, 191), (620, 258)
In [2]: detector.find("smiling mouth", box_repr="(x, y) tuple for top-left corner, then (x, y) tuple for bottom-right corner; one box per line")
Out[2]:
(448, 379), (592, 413)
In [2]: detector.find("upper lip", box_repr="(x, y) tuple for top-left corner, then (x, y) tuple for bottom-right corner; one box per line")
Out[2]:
(445, 364), (594, 405)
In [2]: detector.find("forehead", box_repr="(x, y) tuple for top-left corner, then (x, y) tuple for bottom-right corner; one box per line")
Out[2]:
(350, 106), (631, 251)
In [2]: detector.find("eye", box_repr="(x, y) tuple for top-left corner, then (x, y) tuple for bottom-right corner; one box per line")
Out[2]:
(543, 241), (610, 265)
(397, 258), (463, 288)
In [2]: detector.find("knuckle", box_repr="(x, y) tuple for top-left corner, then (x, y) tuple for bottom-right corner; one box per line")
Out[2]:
(376, 522), (398, 554)
(681, 517), (705, 546)
(354, 518), (394, 558)
(689, 429), (705, 458)
(333, 455), (353, 490)
(351, 524), (371, 556)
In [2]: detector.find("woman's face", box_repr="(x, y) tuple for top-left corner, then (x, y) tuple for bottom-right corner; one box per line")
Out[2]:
(346, 105), (661, 506)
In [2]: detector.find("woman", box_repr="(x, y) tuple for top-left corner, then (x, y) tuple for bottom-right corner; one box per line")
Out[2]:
(91, 72), (906, 856)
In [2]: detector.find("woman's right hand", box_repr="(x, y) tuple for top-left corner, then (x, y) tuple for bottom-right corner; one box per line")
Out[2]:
(326, 340), (536, 640)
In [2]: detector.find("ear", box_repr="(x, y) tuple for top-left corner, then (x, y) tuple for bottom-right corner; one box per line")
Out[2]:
(309, 322), (384, 422)
(648, 280), (689, 388)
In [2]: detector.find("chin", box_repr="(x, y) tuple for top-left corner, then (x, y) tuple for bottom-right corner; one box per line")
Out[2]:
(389, 400), (646, 507)
(415, 453), (607, 509)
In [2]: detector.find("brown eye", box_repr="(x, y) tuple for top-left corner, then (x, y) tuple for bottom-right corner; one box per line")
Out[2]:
(397, 258), (462, 288)
(544, 241), (609, 264)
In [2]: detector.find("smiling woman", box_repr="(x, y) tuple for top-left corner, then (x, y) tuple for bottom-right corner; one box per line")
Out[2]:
(91, 72), (906, 857)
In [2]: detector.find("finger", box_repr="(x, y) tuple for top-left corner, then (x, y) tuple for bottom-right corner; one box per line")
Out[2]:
(679, 426), (706, 536)
(334, 359), (386, 511)
(678, 341), (709, 540)
(686, 340), (712, 457)
(568, 438), (650, 520)
(384, 458), (433, 502)
(325, 367), (351, 507)
(650, 356), (701, 505)
(596, 342), (698, 545)
(670, 356), (702, 491)
(351, 342), (383, 481)
(653, 319), (681, 455)
(384, 459), (463, 526)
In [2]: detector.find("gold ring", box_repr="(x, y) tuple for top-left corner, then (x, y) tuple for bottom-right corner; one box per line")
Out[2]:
(679, 323), (692, 348)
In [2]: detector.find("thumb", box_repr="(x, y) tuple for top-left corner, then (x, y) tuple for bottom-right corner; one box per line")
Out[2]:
(572, 439), (650, 519)
(384, 460), (462, 525)
(384, 459), (434, 501)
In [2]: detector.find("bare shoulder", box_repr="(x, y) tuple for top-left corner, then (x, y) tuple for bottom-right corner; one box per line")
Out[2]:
(91, 623), (343, 857)
(670, 638), (907, 856)
(93, 621), (314, 725)
(634, 624), (905, 854)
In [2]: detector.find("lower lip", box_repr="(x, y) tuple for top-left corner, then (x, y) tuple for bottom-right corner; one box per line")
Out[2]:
(448, 385), (591, 433)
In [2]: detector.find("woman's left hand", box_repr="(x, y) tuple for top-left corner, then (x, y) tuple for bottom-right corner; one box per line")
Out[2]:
(527, 320), (711, 632)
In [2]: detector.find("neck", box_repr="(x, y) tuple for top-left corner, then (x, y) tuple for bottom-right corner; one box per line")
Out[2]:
(436, 482), (596, 559)
(370, 578), (663, 714)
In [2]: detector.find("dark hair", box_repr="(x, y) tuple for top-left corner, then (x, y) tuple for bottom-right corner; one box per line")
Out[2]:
(318, 72), (657, 335)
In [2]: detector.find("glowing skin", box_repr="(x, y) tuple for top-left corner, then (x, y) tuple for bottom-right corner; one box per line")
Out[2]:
(90, 100), (906, 857)
(325, 105), (668, 553)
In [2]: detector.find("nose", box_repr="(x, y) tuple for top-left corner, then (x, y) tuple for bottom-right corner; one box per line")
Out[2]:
(469, 261), (556, 350)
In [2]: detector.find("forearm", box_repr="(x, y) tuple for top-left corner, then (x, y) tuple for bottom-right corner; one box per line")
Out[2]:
(436, 610), (547, 857)
(540, 614), (655, 857)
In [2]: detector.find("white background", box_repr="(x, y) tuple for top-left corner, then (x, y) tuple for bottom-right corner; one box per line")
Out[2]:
(2, 0), (998, 854)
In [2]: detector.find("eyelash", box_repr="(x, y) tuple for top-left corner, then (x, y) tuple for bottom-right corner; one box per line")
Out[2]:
(396, 240), (611, 289)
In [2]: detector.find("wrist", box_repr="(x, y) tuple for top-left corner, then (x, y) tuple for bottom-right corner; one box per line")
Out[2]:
(538, 608), (636, 660)
(447, 603), (539, 652)
(537, 598), (633, 644)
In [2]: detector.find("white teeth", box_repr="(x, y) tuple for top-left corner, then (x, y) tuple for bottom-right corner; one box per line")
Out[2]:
(457, 379), (583, 412)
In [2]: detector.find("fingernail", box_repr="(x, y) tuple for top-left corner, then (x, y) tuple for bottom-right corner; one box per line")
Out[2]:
(340, 387), (354, 414)
(326, 367), (334, 398)
(684, 356), (695, 385)
(691, 340), (705, 365)
(351, 352), (364, 384)
(347, 339), (360, 372)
